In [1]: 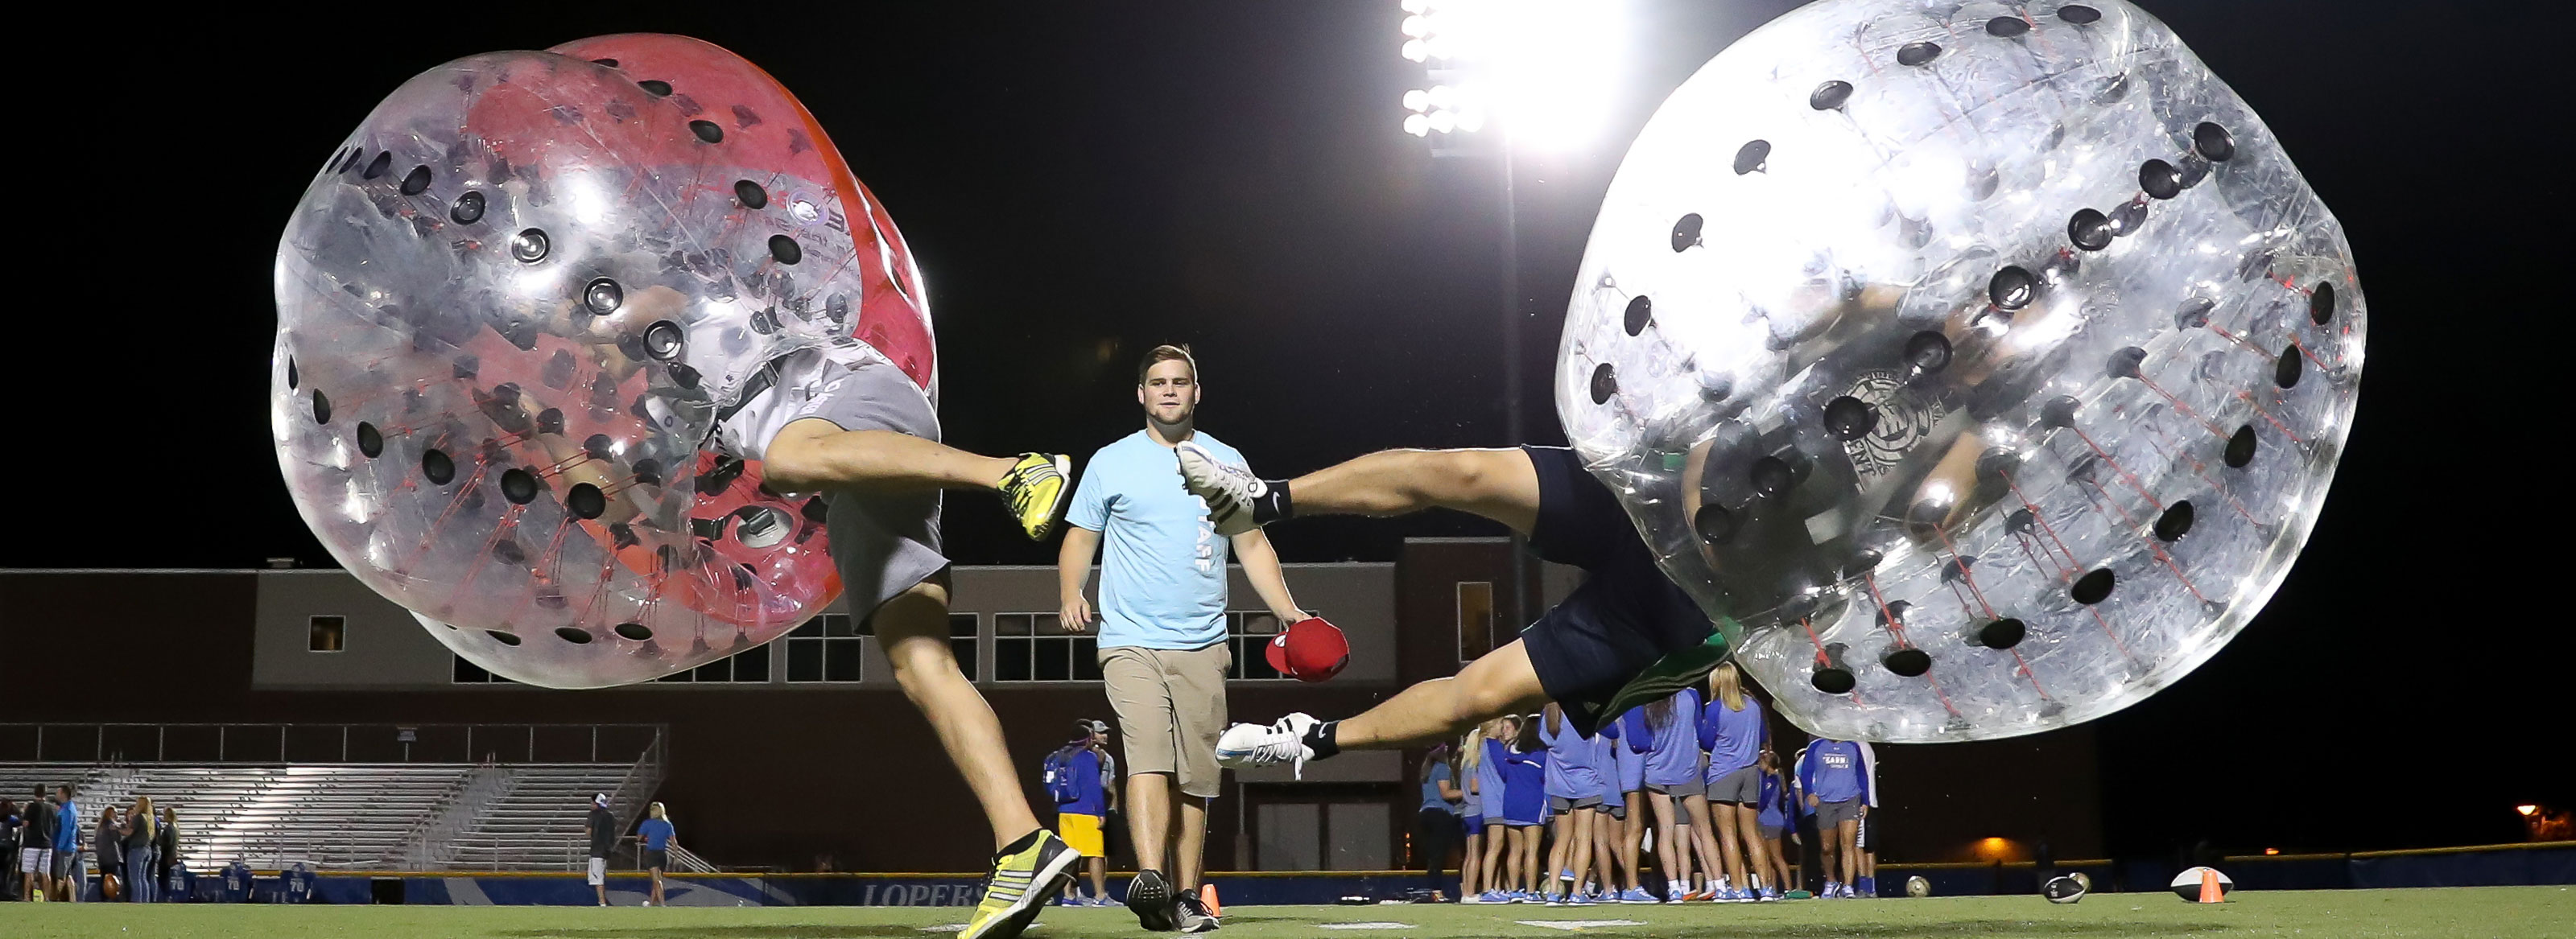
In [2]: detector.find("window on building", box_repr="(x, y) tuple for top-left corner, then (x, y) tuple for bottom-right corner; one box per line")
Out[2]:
(1225, 612), (1291, 681)
(993, 613), (1098, 682)
(951, 612), (980, 681)
(308, 616), (345, 653)
(652, 642), (773, 684)
(451, 657), (517, 684)
(786, 613), (865, 684)
(1456, 581), (1496, 663)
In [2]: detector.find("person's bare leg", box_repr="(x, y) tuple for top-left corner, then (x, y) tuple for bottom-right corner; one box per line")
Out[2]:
(1732, 807), (1771, 892)
(1174, 797), (1208, 892)
(1566, 809), (1596, 899)
(1818, 821), (1843, 888)
(1460, 831), (1482, 896)
(1283, 449), (1542, 533)
(1685, 795), (1723, 893)
(1619, 797), (1645, 892)
(1544, 813), (1572, 898)
(764, 418), (1018, 494)
(1126, 772), (1174, 879)
(1518, 826), (1543, 893)
(1333, 641), (1548, 751)
(877, 577), (1042, 850)
(1712, 803), (1745, 892)
(1480, 826), (1509, 894)
(1838, 819), (1862, 888)
(1650, 793), (1689, 894)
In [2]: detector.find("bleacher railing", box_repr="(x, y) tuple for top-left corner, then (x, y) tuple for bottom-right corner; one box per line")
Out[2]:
(0, 722), (666, 766)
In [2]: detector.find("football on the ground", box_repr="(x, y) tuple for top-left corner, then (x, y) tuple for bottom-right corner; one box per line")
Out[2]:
(1905, 875), (1930, 897)
(2171, 866), (2235, 901)
(2043, 875), (2087, 904)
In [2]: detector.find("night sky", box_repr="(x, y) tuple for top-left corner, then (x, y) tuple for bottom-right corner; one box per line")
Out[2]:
(21, 2), (2563, 858)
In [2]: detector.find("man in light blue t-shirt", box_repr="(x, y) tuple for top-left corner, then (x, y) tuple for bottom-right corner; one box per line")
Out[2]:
(1058, 344), (1305, 933)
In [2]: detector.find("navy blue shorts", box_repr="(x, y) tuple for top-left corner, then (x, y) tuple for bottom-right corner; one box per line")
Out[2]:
(1517, 447), (1714, 735)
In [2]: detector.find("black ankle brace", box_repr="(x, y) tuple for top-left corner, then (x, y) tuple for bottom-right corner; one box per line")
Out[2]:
(1252, 480), (1294, 525)
(1306, 720), (1341, 760)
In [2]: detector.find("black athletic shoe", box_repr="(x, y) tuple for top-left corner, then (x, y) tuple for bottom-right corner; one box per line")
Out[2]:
(1175, 891), (1223, 933)
(1126, 869), (1179, 931)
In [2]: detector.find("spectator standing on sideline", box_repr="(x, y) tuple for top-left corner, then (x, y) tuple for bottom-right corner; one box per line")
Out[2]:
(19, 786), (58, 902)
(587, 794), (617, 906)
(1460, 718), (1508, 901)
(1591, 720), (1649, 903)
(1538, 703), (1604, 905)
(1495, 717), (1550, 900)
(1623, 689), (1703, 902)
(1755, 748), (1795, 896)
(92, 805), (122, 902)
(154, 806), (180, 900)
(119, 796), (156, 903)
(1798, 739), (1869, 899)
(1855, 740), (1880, 898)
(1045, 720), (1119, 907)
(2, 798), (21, 901)
(1414, 743), (1462, 897)
(638, 802), (676, 907)
(1790, 743), (1823, 896)
(52, 786), (80, 903)
(1057, 344), (1307, 934)
(1697, 662), (1773, 901)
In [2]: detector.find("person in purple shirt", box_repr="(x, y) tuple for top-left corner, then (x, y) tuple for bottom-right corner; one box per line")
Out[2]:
(1538, 704), (1604, 905)
(1493, 719), (1549, 900)
(1696, 663), (1774, 901)
(1621, 688), (1710, 901)
(1755, 747), (1796, 896)
(1798, 738), (1871, 898)
(1591, 720), (1649, 903)
(1466, 715), (1516, 902)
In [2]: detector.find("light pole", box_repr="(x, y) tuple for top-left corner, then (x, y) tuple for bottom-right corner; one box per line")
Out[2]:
(1397, 0), (1624, 632)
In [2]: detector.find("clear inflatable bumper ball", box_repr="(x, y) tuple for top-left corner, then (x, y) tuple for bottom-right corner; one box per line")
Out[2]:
(1557, 1), (2362, 741)
(272, 35), (935, 688)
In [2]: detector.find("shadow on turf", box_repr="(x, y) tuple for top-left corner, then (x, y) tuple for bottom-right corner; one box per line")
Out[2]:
(498, 927), (933, 938)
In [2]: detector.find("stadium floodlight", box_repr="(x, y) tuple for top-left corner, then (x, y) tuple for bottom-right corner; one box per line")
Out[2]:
(1392, 0), (1628, 150)
(2518, 804), (2541, 816)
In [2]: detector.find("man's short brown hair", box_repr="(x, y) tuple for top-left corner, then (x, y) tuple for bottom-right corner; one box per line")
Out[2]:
(1137, 344), (1199, 384)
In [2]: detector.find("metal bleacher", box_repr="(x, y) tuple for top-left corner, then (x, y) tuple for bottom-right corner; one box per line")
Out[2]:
(0, 723), (666, 872)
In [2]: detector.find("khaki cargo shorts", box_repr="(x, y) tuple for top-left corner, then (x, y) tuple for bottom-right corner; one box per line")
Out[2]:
(1099, 643), (1231, 798)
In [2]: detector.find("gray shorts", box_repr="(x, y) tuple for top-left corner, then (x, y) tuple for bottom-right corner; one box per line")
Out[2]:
(739, 350), (952, 620)
(1759, 824), (1784, 842)
(1646, 777), (1704, 799)
(53, 850), (78, 879)
(1548, 794), (1603, 813)
(1815, 798), (1863, 829)
(1707, 765), (1761, 804)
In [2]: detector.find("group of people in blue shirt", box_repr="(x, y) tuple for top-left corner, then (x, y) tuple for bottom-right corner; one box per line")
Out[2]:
(1425, 662), (1884, 904)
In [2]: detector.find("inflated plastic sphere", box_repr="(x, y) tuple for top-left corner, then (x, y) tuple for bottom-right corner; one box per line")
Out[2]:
(1557, 1), (2361, 742)
(273, 35), (935, 688)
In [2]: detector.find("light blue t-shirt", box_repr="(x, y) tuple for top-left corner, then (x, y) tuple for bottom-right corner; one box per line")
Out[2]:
(1067, 430), (1247, 649)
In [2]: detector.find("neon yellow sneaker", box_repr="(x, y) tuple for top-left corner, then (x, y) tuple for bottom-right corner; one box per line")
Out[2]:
(961, 829), (1079, 939)
(997, 453), (1073, 541)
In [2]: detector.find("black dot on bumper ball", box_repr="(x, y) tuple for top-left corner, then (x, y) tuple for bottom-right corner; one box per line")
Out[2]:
(1623, 295), (1653, 336)
(1670, 213), (1703, 252)
(1883, 647), (1932, 677)
(449, 191), (485, 224)
(363, 151), (392, 179)
(734, 179), (768, 209)
(311, 390), (332, 424)
(500, 467), (540, 505)
(400, 165), (431, 196)
(1812, 666), (1857, 694)
(2194, 121), (2235, 161)
(510, 228), (549, 263)
(487, 630), (522, 646)
(1987, 15), (2029, 36)
(1825, 396), (1877, 439)
(2140, 159), (2182, 200)
(638, 80), (672, 97)
(2071, 568), (2116, 604)
(2274, 346), (2303, 388)
(1905, 330), (1951, 373)
(1979, 617), (2027, 649)
(356, 422), (383, 458)
(592, 58), (619, 68)
(642, 320), (685, 360)
(2041, 395), (2083, 429)
(690, 120), (723, 143)
(1990, 266), (2036, 309)
(286, 358), (299, 389)
(2155, 500), (2195, 542)
(1749, 456), (1794, 496)
(584, 278), (624, 315)
(1732, 139), (1770, 175)
(555, 627), (593, 645)
(492, 540), (525, 565)
(614, 622), (653, 641)
(1810, 80), (1854, 111)
(2061, 207), (2102, 250)
(2310, 282), (2336, 324)
(2176, 297), (2215, 329)
(567, 482), (607, 520)
(768, 234), (803, 265)
(1897, 41), (1942, 67)
(2007, 509), (2036, 533)
(1589, 362), (1618, 404)
(423, 449), (456, 485)
(1694, 505), (1737, 545)
(2225, 425), (2258, 467)
(2058, 4), (2102, 24)
(2107, 346), (2147, 379)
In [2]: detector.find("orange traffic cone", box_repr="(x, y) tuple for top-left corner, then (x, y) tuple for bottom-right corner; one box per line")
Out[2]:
(1200, 882), (1223, 916)
(2196, 868), (2223, 904)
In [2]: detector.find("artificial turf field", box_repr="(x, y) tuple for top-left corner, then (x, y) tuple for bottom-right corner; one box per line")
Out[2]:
(3, 888), (2567, 939)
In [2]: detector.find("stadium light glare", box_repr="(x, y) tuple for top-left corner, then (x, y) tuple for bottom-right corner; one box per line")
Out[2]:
(1404, 113), (1431, 137)
(1393, 0), (1628, 152)
(2517, 804), (2540, 816)
(1403, 89), (1431, 112)
(2264, 848), (2281, 855)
